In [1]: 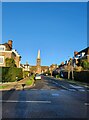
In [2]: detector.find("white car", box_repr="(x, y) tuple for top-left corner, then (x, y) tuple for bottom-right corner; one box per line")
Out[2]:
(35, 74), (41, 80)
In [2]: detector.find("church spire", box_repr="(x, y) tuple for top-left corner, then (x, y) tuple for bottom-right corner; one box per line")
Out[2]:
(36, 50), (41, 74)
(37, 49), (40, 59)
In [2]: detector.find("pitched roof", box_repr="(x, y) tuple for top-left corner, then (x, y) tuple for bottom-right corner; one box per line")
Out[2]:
(76, 47), (89, 55)
(0, 43), (12, 51)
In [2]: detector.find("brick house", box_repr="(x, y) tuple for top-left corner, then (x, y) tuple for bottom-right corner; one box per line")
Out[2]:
(0, 40), (21, 68)
(73, 47), (89, 66)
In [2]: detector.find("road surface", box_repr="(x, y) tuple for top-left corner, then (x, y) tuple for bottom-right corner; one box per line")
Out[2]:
(1, 75), (89, 119)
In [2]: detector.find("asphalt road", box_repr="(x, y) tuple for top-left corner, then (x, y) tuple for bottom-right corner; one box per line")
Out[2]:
(1, 75), (89, 120)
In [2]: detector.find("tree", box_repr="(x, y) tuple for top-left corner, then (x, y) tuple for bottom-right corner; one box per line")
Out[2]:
(5, 58), (17, 67)
(81, 59), (89, 70)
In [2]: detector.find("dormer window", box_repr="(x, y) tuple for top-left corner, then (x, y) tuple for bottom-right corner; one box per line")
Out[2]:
(0, 45), (5, 51)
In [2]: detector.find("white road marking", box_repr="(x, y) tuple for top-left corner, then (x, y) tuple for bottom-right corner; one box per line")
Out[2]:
(84, 103), (89, 106)
(69, 84), (84, 89)
(0, 100), (51, 103)
(68, 89), (76, 91)
(78, 89), (85, 91)
(52, 93), (59, 96)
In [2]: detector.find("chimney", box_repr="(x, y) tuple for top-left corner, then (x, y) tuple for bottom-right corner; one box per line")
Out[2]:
(74, 51), (78, 57)
(8, 40), (13, 49)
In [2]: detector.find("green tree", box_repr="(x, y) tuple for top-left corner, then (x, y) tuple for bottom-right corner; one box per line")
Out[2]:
(81, 59), (89, 70)
(5, 58), (17, 67)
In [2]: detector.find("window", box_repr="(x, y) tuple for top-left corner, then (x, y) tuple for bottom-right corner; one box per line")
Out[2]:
(0, 45), (5, 51)
(0, 56), (4, 64)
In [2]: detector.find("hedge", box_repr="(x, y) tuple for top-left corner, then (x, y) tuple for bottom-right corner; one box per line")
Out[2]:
(74, 71), (89, 83)
(60, 70), (89, 83)
(0, 67), (23, 82)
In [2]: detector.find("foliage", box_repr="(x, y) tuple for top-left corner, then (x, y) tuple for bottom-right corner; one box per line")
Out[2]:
(25, 79), (33, 86)
(80, 59), (89, 70)
(74, 71), (89, 83)
(5, 58), (17, 67)
(23, 71), (30, 78)
(59, 70), (89, 83)
(74, 66), (83, 72)
(1, 67), (23, 82)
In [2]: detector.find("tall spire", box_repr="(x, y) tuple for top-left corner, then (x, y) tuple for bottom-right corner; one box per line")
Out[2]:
(37, 49), (40, 59)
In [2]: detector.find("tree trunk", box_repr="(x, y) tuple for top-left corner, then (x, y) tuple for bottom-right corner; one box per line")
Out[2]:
(68, 70), (70, 79)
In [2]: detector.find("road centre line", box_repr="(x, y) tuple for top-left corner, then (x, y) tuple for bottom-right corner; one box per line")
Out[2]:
(0, 100), (51, 103)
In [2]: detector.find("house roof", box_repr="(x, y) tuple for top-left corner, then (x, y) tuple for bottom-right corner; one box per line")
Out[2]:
(76, 47), (89, 55)
(0, 43), (12, 51)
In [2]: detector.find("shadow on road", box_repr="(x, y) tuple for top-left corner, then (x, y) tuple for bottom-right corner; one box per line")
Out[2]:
(2, 89), (16, 100)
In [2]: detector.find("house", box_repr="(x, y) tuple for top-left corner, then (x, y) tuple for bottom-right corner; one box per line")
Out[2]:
(20, 62), (30, 72)
(41, 66), (49, 73)
(0, 40), (21, 68)
(49, 64), (58, 74)
(73, 47), (89, 66)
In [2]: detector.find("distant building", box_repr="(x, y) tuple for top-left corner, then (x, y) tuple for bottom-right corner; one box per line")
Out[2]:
(0, 40), (21, 68)
(49, 64), (58, 72)
(20, 62), (30, 72)
(29, 50), (49, 74)
(41, 66), (49, 73)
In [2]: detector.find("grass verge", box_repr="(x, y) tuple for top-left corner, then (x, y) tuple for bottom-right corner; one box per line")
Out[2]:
(0, 85), (9, 89)
(25, 76), (34, 86)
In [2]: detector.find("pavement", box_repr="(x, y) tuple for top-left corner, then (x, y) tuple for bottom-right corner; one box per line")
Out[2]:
(0, 77), (34, 91)
(1, 75), (89, 119)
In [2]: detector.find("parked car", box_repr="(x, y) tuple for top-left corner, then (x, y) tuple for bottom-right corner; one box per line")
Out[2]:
(35, 74), (41, 80)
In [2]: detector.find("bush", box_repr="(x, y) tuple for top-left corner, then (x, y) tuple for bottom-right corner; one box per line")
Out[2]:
(5, 58), (17, 67)
(23, 71), (30, 78)
(80, 59), (89, 70)
(74, 71), (89, 83)
(60, 70), (89, 83)
(1, 67), (23, 82)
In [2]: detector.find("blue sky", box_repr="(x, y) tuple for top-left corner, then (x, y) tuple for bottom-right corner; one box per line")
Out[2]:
(2, 2), (87, 66)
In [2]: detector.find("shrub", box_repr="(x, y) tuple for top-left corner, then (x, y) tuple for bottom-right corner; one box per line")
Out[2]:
(1, 67), (23, 82)
(5, 58), (17, 67)
(80, 59), (89, 70)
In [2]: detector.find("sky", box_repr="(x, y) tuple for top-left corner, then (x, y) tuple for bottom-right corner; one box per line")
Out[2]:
(2, 2), (87, 66)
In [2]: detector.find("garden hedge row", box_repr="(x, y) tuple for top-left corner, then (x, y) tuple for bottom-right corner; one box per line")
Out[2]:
(60, 71), (89, 83)
(0, 67), (23, 82)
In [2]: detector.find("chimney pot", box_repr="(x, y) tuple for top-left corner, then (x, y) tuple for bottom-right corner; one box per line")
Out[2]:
(8, 40), (13, 49)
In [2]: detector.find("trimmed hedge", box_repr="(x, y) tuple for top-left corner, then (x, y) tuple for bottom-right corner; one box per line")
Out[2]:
(74, 71), (89, 83)
(60, 70), (89, 83)
(0, 67), (23, 82)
